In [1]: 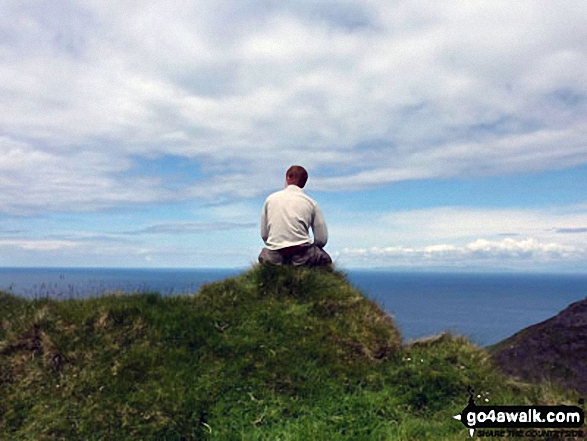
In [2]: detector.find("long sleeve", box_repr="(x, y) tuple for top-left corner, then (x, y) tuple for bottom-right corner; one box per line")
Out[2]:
(312, 205), (328, 247)
(260, 201), (269, 243)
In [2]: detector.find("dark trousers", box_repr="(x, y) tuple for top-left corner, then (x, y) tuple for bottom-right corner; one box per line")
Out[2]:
(258, 244), (332, 267)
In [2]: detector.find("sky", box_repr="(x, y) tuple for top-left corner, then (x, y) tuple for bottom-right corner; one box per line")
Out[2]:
(1, 0), (586, 271)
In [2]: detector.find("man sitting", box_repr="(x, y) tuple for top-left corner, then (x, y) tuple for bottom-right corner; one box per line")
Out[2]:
(258, 165), (332, 267)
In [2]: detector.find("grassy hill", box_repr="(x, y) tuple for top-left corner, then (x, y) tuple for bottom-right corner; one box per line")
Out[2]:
(0, 265), (581, 440)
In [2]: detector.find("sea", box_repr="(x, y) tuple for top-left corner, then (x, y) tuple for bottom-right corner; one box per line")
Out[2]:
(1, 267), (586, 347)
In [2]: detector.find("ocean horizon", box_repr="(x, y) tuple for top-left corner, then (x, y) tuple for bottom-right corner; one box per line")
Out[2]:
(1, 267), (586, 347)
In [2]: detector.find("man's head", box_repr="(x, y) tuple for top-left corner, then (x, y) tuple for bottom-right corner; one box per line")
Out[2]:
(285, 165), (308, 188)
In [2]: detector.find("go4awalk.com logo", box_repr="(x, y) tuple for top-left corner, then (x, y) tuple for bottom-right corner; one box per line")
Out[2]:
(453, 388), (585, 438)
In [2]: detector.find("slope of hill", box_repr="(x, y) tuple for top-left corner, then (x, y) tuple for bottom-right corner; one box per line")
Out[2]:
(0, 265), (581, 440)
(491, 297), (587, 395)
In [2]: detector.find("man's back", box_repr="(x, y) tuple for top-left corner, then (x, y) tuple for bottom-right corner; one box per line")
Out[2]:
(261, 185), (327, 250)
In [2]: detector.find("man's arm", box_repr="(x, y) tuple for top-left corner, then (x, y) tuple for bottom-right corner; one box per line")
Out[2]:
(260, 201), (269, 243)
(312, 205), (328, 248)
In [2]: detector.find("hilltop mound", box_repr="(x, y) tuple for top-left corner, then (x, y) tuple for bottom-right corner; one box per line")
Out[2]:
(195, 264), (402, 365)
(0, 265), (581, 440)
(491, 297), (587, 394)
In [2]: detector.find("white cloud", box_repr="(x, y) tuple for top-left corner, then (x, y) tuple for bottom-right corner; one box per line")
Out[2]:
(123, 221), (256, 235)
(0, 234), (255, 268)
(340, 237), (584, 269)
(0, 137), (172, 215)
(328, 204), (587, 258)
(0, 238), (81, 251)
(326, 204), (587, 269)
(465, 237), (576, 259)
(0, 0), (586, 212)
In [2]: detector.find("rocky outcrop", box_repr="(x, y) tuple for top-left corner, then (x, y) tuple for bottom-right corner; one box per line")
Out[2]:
(491, 297), (587, 394)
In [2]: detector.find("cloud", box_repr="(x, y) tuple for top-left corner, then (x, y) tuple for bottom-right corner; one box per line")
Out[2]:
(0, 1), (586, 213)
(326, 203), (587, 269)
(0, 137), (171, 215)
(556, 227), (587, 234)
(331, 205), (587, 245)
(0, 239), (81, 251)
(326, 205), (587, 269)
(314, 124), (587, 190)
(340, 237), (584, 268)
(0, 232), (256, 268)
(123, 221), (256, 235)
(0, 228), (23, 234)
(465, 237), (576, 259)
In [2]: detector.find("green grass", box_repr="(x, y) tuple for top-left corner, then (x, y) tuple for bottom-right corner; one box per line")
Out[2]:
(0, 265), (582, 440)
